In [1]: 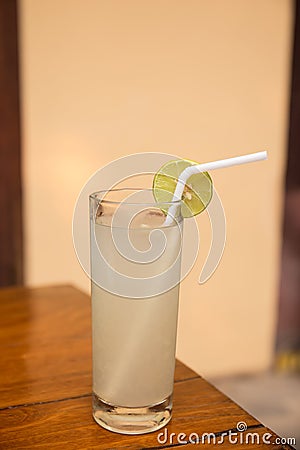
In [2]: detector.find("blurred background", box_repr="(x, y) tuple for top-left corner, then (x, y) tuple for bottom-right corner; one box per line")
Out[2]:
(0, 0), (299, 445)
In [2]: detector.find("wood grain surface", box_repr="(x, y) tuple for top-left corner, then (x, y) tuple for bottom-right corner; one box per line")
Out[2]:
(0, 285), (294, 449)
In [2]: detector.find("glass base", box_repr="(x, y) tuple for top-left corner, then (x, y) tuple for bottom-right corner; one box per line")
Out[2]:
(92, 392), (172, 435)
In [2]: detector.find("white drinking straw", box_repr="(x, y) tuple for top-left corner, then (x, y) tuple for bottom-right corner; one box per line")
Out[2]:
(105, 151), (267, 400)
(164, 151), (268, 225)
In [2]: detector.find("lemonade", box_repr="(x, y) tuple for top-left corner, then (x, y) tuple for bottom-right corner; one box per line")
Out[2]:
(91, 222), (181, 408)
(90, 190), (183, 433)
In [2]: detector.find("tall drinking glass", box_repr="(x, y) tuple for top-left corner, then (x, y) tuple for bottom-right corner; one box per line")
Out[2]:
(89, 189), (183, 434)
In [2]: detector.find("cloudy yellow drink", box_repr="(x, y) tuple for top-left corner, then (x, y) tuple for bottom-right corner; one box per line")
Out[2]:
(90, 191), (183, 434)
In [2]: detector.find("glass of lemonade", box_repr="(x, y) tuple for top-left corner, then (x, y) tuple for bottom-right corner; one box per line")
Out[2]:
(89, 188), (183, 434)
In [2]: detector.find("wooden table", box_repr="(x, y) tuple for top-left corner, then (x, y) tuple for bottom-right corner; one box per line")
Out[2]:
(0, 285), (294, 449)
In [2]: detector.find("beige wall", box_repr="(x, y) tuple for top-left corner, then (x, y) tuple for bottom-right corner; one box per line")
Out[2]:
(19, 0), (293, 377)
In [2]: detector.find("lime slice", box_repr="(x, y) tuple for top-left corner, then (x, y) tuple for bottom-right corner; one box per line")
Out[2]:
(153, 159), (213, 217)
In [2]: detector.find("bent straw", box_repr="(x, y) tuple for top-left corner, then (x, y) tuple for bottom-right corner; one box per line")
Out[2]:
(164, 151), (268, 225)
(103, 151), (267, 402)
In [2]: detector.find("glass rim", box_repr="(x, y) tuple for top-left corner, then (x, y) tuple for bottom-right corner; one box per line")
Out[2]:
(89, 188), (182, 206)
